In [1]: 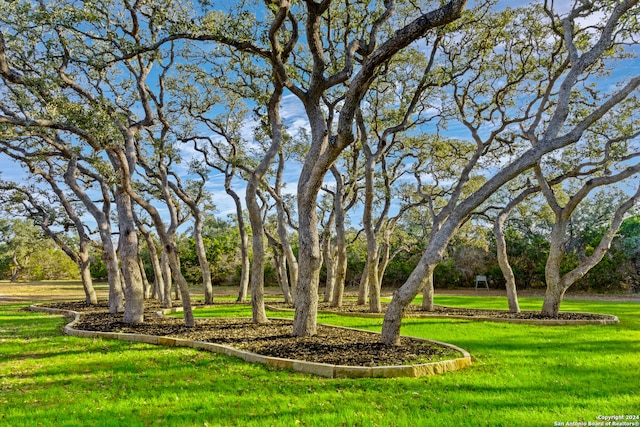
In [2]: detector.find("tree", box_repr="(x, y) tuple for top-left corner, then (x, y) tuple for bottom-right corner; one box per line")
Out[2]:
(381, 1), (640, 344)
(132, 128), (196, 325)
(109, 0), (469, 335)
(171, 61), (254, 303)
(0, 172), (98, 304)
(0, 0), (200, 324)
(134, 213), (166, 305)
(0, 217), (46, 281)
(536, 162), (640, 316)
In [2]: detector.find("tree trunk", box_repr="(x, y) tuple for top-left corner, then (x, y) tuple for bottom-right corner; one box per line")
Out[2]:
(357, 264), (369, 305)
(116, 191), (145, 324)
(161, 250), (172, 308)
(79, 253), (97, 305)
(274, 153), (299, 302)
(165, 242), (195, 327)
(363, 155), (381, 313)
(9, 253), (23, 282)
(102, 242), (124, 313)
(367, 250), (382, 313)
(274, 250), (292, 304)
(246, 178), (269, 324)
(226, 186), (250, 302)
(323, 234), (336, 303)
(292, 189), (322, 336)
(63, 159), (123, 312)
(193, 214), (213, 304)
(383, 257), (439, 344)
(496, 241), (520, 313)
(541, 280), (566, 317)
(331, 165), (348, 308)
(138, 255), (152, 299)
(143, 233), (164, 303)
(421, 265), (436, 311)
(377, 241), (390, 286)
(492, 188), (535, 313)
(494, 215), (521, 313)
(243, 81), (284, 323)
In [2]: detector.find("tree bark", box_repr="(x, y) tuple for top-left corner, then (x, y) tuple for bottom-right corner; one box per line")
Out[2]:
(229, 188), (251, 302)
(138, 254), (152, 299)
(322, 232), (336, 303)
(363, 154), (382, 313)
(493, 201), (522, 314)
(273, 243), (292, 304)
(273, 153), (299, 302)
(138, 223), (164, 303)
(161, 250), (173, 308)
(165, 242), (195, 326)
(64, 159), (124, 312)
(79, 252), (97, 305)
(246, 178), (269, 323)
(193, 214), (214, 304)
(116, 190), (145, 324)
(330, 166), (349, 308)
(357, 264), (369, 306)
(541, 280), (566, 317)
(421, 265), (436, 312)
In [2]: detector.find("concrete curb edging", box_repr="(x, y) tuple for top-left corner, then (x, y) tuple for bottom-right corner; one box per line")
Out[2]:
(28, 305), (472, 379)
(264, 305), (620, 326)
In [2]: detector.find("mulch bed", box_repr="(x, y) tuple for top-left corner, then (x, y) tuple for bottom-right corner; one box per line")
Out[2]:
(40, 301), (460, 367)
(38, 298), (611, 367)
(270, 301), (611, 320)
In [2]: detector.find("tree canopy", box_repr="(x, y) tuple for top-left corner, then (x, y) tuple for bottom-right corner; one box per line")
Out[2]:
(1, 0), (638, 344)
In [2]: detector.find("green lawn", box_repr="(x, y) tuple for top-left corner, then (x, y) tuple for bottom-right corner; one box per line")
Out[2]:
(1, 295), (639, 426)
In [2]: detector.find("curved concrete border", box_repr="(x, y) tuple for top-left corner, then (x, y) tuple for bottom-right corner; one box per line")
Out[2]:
(265, 305), (619, 326)
(28, 305), (472, 379)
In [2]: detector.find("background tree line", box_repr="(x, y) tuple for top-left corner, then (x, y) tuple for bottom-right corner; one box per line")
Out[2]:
(4, 201), (640, 295)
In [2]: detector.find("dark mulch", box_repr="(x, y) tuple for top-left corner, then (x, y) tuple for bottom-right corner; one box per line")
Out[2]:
(271, 301), (614, 321)
(40, 301), (460, 367)
(38, 298), (612, 367)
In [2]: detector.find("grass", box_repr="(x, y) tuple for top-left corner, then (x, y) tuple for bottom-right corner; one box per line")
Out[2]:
(1, 294), (639, 426)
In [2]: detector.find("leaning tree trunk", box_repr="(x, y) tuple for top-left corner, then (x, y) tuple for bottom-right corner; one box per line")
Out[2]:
(226, 186), (250, 303)
(64, 159), (123, 312)
(164, 242), (195, 327)
(384, 259), (439, 344)
(494, 214), (521, 313)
